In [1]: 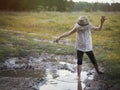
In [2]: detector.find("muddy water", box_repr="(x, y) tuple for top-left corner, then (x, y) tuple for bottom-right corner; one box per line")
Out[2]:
(0, 54), (95, 90)
(0, 69), (46, 77)
(39, 69), (89, 90)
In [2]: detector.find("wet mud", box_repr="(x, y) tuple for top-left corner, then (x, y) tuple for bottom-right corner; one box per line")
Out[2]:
(0, 53), (110, 90)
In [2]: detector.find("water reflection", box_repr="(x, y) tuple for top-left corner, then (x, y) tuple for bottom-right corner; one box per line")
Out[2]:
(77, 80), (82, 90)
(38, 69), (92, 90)
(49, 69), (58, 79)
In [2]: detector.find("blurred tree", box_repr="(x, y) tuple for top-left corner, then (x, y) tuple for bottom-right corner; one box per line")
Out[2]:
(111, 3), (120, 11)
(0, 0), (120, 12)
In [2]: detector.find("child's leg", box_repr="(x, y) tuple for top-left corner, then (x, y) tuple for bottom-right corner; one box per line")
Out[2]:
(77, 50), (84, 79)
(77, 65), (82, 80)
(86, 51), (103, 74)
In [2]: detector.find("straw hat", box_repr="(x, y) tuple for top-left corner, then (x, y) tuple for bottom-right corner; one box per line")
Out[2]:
(77, 16), (89, 26)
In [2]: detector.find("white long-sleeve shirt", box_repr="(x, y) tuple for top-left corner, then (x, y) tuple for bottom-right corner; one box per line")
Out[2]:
(74, 23), (94, 52)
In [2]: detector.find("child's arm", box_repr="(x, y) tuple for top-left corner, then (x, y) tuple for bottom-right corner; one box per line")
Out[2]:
(54, 27), (77, 43)
(92, 16), (106, 31)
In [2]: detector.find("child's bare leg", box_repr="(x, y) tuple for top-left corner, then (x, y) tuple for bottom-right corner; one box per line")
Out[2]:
(77, 65), (82, 80)
(94, 64), (103, 74)
(86, 51), (103, 74)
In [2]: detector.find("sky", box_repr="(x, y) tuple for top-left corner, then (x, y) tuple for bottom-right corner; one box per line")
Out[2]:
(72, 0), (120, 3)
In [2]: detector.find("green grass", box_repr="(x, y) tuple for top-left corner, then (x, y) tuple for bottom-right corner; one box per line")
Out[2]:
(0, 30), (75, 62)
(0, 11), (120, 87)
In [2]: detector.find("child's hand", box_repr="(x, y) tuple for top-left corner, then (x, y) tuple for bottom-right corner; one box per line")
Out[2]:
(101, 16), (106, 23)
(53, 37), (60, 43)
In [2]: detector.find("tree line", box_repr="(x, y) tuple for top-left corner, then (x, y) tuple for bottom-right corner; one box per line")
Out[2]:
(73, 2), (120, 12)
(0, 0), (120, 12)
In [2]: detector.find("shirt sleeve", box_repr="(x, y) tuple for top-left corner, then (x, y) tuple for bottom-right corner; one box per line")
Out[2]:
(90, 23), (100, 30)
(73, 23), (80, 30)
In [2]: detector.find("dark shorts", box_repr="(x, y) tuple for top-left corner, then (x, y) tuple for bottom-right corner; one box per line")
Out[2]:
(77, 50), (97, 65)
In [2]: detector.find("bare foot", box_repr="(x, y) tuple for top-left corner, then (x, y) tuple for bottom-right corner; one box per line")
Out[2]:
(97, 71), (104, 74)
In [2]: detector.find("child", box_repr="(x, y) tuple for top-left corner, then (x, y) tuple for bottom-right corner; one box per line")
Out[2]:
(54, 16), (106, 80)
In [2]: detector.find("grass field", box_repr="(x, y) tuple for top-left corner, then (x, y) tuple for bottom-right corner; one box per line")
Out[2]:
(0, 11), (120, 87)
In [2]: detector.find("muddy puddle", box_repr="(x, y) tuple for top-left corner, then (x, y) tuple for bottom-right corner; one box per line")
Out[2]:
(0, 54), (105, 90)
(39, 69), (94, 90)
